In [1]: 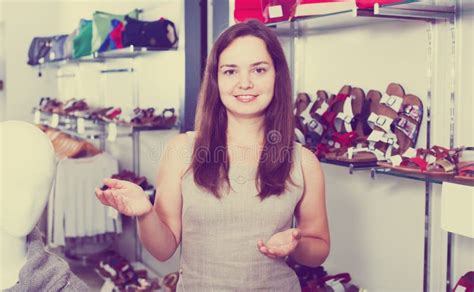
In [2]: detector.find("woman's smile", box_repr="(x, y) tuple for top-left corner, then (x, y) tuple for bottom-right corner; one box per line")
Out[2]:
(234, 94), (258, 103)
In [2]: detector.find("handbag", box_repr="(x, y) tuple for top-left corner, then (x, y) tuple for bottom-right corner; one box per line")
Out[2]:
(122, 16), (178, 49)
(98, 19), (125, 52)
(91, 9), (139, 52)
(64, 27), (80, 59)
(47, 35), (68, 61)
(73, 19), (93, 59)
(27, 37), (53, 65)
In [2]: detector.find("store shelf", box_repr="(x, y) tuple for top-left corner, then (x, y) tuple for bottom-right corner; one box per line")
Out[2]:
(35, 55), (103, 69)
(374, 167), (443, 184)
(268, 1), (455, 35)
(378, 168), (474, 187)
(33, 45), (177, 69)
(94, 45), (177, 59)
(320, 158), (377, 173)
(34, 109), (177, 132)
(56, 127), (106, 140)
(321, 160), (474, 187)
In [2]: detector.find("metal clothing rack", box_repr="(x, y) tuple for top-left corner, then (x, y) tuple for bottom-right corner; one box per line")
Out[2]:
(268, 2), (459, 291)
(33, 44), (179, 263)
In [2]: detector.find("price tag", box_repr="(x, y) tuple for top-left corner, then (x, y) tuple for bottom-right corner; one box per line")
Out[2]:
(107, 123), (117, 142)
(268, 5), (283, 18)
(34, 110), (41, 124)
(77, 118), (85, 134)
(50, 114), (59, 128)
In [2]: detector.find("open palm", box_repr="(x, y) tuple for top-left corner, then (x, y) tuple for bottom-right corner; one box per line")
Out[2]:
(258, 228), (301, 258)
(95, 178), (152, 217)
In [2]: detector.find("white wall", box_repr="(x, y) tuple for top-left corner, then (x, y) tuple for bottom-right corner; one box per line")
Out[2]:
(2, 0), (184, 276)
(3, 1), (60, 122)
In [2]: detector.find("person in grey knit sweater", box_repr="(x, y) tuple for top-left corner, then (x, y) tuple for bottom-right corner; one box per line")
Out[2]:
(4, 228), (89, 292)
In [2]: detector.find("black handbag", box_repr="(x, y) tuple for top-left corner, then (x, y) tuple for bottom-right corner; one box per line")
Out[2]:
(122, 16), (178, 49)
(27, 37), (53, 65)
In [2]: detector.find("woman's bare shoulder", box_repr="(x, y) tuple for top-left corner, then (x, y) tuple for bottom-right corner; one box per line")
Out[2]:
(167, 131), (196, 149)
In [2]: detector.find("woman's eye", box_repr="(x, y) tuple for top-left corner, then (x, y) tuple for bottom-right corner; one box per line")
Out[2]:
(223, 69), (236, 75)
(254, 67), (267, 74)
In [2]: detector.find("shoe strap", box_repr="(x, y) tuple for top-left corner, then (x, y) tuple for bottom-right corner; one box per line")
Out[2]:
(335, 95), (355, 132)
(315, 101), (329, 116)
(368, 130), (399, 149)
(401, 156), (428, 171)
(348, 146), (385, 161)
(392, 116), (419, 145)
(380, 93), (404, 112)
(368, 112), (394, 133)
(300, 100), (317, 122)
(306, 118), (325, 137)
(332, 131), (358, 148)
(402, 104), (423, 123)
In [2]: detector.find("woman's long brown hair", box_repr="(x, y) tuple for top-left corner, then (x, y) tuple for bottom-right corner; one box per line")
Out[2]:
(191, 19), (295, 199)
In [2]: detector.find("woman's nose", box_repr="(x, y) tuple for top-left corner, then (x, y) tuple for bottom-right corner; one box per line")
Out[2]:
(238, 73), (254, 89)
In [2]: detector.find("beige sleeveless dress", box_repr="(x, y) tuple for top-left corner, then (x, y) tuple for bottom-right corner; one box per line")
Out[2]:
(177, 131), (303, 291)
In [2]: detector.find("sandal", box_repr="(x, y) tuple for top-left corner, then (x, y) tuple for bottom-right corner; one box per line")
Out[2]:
(391, 93), (423, 152)
(131, 107), (156, 125)
(338, 83), (414, 165)
(103, 107), (122, 121)
(294, 92), (311, 144)
(162, 272), (179, 291)
(150, 108), (177, 129)
(41, 98), (63, 113)
(302, 90), (331, 147)
(86, 106), (113, 120)
(325, 86), (366, 161)
(333, 88), (395, 164)
(322, 85), (352, 134)
(384, 146), (462, 179)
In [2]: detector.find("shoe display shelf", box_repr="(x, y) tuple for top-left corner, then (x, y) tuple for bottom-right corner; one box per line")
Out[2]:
(267, 1), (454, 36)
(30, 42), (180, 264)
(319, 159), (474, 187)
(267, 1), (461, 291)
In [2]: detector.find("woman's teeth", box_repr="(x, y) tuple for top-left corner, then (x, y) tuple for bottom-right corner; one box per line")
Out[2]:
(235, 95), (257, 103)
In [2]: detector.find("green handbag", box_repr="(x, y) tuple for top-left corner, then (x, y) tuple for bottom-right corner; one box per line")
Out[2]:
(92, 9), (140, 53)
(73, 19), (92, 59)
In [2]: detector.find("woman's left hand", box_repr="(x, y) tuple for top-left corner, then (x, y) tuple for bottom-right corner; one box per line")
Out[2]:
(257, 228), (302, 259)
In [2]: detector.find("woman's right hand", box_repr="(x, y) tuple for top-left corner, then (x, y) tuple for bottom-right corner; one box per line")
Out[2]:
(95, 178), (152, 217)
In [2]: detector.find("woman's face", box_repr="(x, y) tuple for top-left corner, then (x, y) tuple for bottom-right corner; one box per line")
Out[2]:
(217, 36), (276, 119)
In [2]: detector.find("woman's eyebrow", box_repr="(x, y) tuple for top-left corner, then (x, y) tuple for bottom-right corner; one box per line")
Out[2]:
(249, 61), (270, 67)
(219, 61), (270, 69)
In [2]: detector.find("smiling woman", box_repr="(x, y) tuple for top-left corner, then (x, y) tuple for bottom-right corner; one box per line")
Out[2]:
(218, 36), (275, 117)
(95, 19), (329, 292)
